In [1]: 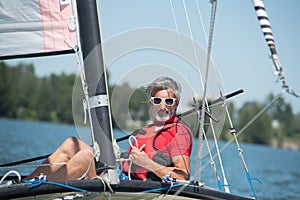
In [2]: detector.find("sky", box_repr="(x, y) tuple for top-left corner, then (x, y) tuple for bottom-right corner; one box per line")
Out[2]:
(6, 0), (300, 114)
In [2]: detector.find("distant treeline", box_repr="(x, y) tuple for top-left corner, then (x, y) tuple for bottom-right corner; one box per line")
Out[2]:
(0, 62), (75, 123)
(0, 62), (299, 146)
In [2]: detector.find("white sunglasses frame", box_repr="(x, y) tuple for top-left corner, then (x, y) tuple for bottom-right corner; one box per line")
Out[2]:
(150, 97), (177, 106)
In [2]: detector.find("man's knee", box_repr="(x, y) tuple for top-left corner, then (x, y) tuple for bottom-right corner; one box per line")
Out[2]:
(63, 137), (80, 147)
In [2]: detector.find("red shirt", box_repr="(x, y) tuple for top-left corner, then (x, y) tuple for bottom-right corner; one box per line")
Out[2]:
(123, 116), (193, 181)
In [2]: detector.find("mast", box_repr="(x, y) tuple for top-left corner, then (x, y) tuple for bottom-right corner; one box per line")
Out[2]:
(76, 0), (117, 180)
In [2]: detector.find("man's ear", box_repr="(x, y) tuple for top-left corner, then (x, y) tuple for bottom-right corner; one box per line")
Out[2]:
(175, 99), (179, 107)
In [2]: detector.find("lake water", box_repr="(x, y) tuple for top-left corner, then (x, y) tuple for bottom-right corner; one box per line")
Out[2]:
(0, 118), (299, 200)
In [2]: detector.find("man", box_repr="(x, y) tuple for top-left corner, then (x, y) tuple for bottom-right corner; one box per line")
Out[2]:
(122, 77), (193, 181)
(26, 77), (193, 182)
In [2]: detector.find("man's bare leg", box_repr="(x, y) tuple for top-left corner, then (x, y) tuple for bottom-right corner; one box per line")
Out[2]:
(26, 137), (96, 181)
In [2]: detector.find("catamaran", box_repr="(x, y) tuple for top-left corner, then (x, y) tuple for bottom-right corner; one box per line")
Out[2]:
(0, 0), (297, 199)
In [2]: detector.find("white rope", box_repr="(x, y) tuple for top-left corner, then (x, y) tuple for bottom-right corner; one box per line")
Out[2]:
(128, 135), (146, 151)
(77, 157), (94, 180)
(128, 160), (133, 180)
(0, 170), (21, 184)
(205, 102), (231, 192)
(127, 135), (136, 180)
(171, 0), (221, 187)
(100, 175), (114, 194)
(95, 175), (107, 192)
(181, 0), (205, 185)
(126, 135), (146, 180)
(202, 126), (226, 191)
(194, 0), (218, 185)
(117, 158), (131, 181)
(169, 0), (183, 50)
(70, 0), (98, 156)
(224, 104), (250, 171)
(95, 175), (115, 194)
(72, 29), (100, 165)
(195, 0), (209, 45)
(196, 0), (224, 99)
(72, 24), (99, 164)
(96, 0), (116, 145)
(196, 0), (226, 111)
(182, 0), (202, 75)
(113, 140), (121, 161)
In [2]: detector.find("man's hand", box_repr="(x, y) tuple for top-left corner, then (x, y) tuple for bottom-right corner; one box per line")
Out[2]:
(129, 147), (152, 167)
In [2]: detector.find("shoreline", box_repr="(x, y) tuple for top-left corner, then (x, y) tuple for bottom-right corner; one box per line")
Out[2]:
(271, 138), (300, 151)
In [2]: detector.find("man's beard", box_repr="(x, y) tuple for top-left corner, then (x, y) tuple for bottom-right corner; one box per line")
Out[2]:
(152, 108), (175, 122)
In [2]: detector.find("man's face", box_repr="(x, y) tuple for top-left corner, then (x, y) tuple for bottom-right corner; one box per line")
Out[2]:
(150, 89), (178, 123)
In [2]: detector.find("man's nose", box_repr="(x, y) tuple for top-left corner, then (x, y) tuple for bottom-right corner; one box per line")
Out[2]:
(160, 101), (167, 109)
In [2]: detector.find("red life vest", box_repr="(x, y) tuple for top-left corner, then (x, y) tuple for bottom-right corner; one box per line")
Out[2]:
(122, 116), (193, 181)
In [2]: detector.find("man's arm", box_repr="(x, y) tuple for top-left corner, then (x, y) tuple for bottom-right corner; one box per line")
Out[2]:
(130, 148), (190, 181)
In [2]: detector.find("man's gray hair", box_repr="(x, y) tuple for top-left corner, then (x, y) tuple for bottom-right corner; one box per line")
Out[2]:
(146, 77), (182, 100)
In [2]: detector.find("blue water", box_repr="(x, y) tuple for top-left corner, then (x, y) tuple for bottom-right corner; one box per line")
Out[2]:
(0, 118), (299, 200)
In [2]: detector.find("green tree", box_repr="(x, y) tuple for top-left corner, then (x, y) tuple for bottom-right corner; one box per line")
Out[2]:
(55, 73), (76, 124)
(34, 77), (53, 122)
(17, 63), (39, 119)
(109, 83), (150, 130)
(237, 101), (273, 144)
(291, 113), (300, 134)
(1, 61), (298, 148)
(267, 94), (294, 138)
(0, 62), (12, 117)
(129, 88), (149, 123)
(0, 62), (39, 119)
(109, 83), (133, 130)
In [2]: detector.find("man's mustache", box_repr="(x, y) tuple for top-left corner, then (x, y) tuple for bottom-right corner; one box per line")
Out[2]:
(156, 109), (170, 116)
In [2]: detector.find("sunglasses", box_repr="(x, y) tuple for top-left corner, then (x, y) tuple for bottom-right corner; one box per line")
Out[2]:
(150, 97), (177, 106)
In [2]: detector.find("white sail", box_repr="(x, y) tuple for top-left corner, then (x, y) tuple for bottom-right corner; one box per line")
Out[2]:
(0, 0), (77, 59)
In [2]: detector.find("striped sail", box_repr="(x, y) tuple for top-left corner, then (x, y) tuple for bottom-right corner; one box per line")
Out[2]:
(0, 0), (77, 60)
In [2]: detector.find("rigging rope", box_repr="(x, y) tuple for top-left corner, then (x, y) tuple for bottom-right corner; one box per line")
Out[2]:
(201, 91), (285, 184)
(72, 0), (106, 165)
(0, 162), (66, 169)
(67, 10), (99, 181)
(196, 91), (284, 198)
(172, 0), (230, 191)
(194, 0), (217, 185)
(23, 177), (91, 193)
(224, 101), (262, 199)
(169, 0), (183, 50)
(202, 128), (227, 192)
(203, 106), (231, 193)
(181, 0), (204, 185)
(195, 0), (209, 45)
(252, 0), (298, 98)
(181, 0), (203, 83)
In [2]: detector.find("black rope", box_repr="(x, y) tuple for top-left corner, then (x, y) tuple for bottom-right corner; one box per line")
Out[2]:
(0, 154), (51, 168)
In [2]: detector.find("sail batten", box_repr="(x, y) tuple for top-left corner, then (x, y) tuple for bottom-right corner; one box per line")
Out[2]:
(0, 0), (77, 60)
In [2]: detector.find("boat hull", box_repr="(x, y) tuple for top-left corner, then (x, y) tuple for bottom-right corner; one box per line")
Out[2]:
(0, 179), (254, 200)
